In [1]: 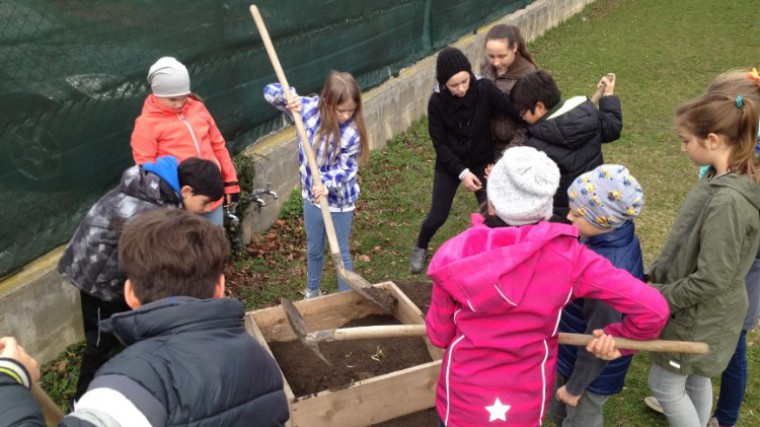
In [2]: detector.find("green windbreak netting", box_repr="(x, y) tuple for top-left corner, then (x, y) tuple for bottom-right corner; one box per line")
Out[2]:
(0, 0), (531, 278)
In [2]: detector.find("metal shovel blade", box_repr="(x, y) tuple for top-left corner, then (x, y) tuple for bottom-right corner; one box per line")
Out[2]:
(280, 297), (333, 366)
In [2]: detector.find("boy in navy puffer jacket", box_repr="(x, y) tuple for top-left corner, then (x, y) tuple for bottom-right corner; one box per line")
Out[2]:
(549, 164), (645, 427)
(1, 209), (289, 426)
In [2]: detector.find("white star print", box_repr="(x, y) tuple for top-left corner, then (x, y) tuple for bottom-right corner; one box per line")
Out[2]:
(485, 397), (511, 422)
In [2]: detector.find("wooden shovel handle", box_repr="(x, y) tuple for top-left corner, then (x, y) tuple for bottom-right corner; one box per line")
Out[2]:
(250, 5), (396, 313)
(310, 325), (426, 343)
(249, 5), (342, 263)
(559, 333), (709, 354)
(590, 73), (614, 104)
(309, 325), (709, 354)
(32, 382), (65, 425)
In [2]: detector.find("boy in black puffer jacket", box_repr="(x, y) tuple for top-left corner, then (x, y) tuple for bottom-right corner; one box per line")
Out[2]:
(510, 70), (622, 223)
(57, 156), (224, 402)
(1, 208), (290, 427)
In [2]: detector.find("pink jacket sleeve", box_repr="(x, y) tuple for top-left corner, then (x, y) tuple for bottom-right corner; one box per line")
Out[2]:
(425, 282), (459, 349)
(570, 241), (669, 355)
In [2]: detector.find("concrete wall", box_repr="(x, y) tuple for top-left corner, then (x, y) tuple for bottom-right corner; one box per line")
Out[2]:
(0, 0), (595, 364)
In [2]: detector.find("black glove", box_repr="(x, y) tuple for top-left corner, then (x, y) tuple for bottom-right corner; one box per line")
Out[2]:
(226, 192), (241, 206)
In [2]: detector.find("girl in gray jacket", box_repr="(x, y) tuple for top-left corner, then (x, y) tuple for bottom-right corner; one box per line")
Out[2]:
(645, 92), (760, 427)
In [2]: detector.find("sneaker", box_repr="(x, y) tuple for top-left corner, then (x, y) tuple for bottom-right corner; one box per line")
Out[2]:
(409, 247), (427, 274)
(644, 396), (664, 414)
(303, 288), (322, 299)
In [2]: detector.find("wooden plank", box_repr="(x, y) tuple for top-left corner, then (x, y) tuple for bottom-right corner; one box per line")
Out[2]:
(244, 314), (297, 403)
(377, 282), (426, 325)
(378, 282), (444, 361)
(289, 360), (441, 427)
(250, 291), (386, 342)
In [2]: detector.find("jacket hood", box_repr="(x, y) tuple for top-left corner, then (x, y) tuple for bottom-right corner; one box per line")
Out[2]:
(101, 297), (244, 346)
(427, 216), (578, 313)
(141, 155), (181, 195)
(529, 96), (597, 149)
(479, 53), (535, 81)
(583, 219), (635, 248)
(708, 172), (760, 211)
(142, 93), (193, 116)
(120, 159), (181, 206)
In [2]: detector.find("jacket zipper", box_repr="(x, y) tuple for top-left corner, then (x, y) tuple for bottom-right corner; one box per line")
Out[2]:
(178, 113), (202, 157)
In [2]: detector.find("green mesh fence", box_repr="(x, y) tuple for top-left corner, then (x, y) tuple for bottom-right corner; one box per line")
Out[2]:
(0, 0), (531, 278)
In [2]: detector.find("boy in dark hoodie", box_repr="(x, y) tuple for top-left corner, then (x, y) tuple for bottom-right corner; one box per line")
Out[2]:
(510, 70), (622, 223)
(57, 156), (223, 402)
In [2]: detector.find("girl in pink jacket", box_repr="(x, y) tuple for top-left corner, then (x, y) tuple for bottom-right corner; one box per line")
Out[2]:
(426, 146), (669, 427)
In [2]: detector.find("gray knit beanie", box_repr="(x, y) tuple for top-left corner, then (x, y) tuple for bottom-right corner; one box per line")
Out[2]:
(487, 146), (560, 226)
(147, 57), (191, 97)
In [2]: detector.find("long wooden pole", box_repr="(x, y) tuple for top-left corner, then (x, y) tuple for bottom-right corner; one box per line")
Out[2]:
(32, 382), (65, 425)
(249, 5), (395, 313)
(306, 324), (709, 355)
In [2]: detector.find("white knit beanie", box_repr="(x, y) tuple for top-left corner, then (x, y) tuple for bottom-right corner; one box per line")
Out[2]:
(487, 146), (560, 226)
(147, 57), (191, 97)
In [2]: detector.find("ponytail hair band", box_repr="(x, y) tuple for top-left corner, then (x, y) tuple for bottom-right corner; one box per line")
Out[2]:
(749, 67), (760, 84)
(736, 95), (744, 108)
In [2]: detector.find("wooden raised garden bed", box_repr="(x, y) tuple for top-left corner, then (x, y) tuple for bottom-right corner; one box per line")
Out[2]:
(244, 281), (443, 427)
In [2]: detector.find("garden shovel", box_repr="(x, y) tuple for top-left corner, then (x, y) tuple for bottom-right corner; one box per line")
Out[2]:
(590, 73), (615, 104)
(281, 297), (709, 366)
(32, 382), (65, 424)
(250, 5), (395, 314)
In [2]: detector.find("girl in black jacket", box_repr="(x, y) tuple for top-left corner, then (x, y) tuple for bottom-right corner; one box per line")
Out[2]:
(410, 47), (519, 273)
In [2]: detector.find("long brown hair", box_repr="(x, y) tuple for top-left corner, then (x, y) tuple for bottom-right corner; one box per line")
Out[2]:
(676, 92), (760, 181)
(484, 24), (538, 68)
(315, 71), (369, 165)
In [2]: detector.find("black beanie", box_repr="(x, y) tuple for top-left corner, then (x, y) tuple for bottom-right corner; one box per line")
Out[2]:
(436, 47), (472, 87)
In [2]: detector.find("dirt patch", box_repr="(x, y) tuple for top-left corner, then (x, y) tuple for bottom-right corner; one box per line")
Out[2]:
(269, 314), (433, 396)
(268, 280), (440, 426)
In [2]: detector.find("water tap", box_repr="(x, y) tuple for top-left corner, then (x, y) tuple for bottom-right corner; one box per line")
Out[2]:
(251, 183), (279, 209)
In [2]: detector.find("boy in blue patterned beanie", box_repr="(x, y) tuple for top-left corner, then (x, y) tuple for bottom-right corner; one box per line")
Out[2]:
(567, 164), (644, 232)
(549, 164), (645, 427)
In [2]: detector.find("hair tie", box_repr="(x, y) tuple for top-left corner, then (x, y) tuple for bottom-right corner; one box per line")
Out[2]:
(736, 95), (744, 108)
(749, 67), (760, 84)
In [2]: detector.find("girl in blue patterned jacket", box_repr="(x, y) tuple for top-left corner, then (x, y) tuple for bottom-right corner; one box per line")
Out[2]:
(264, 71), (369, 298)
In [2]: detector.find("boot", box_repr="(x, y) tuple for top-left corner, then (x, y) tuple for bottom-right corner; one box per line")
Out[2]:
(409, 247), (427, 274)
(303, 287), (323, 299)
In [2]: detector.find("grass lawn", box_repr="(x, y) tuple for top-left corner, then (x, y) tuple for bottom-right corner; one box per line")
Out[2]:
(40, 0), (760, 425)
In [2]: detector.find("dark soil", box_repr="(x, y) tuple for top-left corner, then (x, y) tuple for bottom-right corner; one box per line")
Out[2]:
(269, 313), (433, 396)
(269, 280), (440, 426)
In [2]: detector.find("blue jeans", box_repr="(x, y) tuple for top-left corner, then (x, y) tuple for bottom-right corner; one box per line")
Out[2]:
(303, 200), (354, 292)
(648, 363), (712, 427)
(714, 329), (747, 426)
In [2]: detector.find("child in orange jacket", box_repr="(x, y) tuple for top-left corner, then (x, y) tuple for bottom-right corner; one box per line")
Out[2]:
(130, 57), (239, 225)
